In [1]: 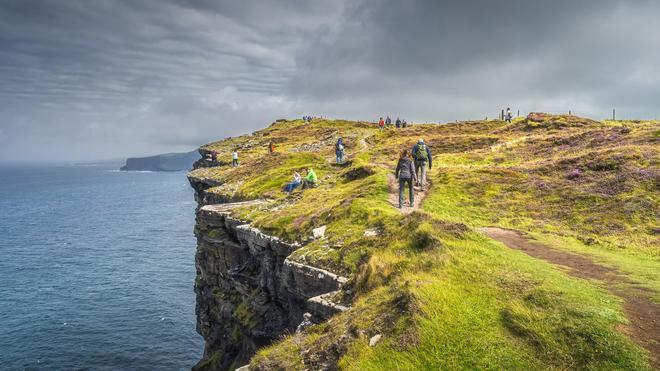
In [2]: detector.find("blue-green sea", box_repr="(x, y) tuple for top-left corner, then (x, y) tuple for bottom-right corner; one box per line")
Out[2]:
(0, 164), (202, 370)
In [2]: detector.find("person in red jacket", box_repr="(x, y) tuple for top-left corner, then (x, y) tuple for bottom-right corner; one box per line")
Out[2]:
(378, 117), (385, 130)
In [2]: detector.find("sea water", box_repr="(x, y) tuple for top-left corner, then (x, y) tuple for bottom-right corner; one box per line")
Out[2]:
(0, 164), (202, 370)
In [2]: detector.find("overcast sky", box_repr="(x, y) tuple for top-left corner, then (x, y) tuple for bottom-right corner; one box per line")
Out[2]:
(1, 0), (658, 162)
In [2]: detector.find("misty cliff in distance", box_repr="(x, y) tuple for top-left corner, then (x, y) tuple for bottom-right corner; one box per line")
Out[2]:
(120, 150), (201, 172)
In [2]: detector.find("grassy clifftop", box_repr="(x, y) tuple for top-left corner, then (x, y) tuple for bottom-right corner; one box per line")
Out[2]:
(188, 114), (659, 369)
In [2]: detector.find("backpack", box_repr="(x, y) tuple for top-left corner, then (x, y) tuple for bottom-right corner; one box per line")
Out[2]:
(414, 144), (428, 161)
(338, 143), (344, 151)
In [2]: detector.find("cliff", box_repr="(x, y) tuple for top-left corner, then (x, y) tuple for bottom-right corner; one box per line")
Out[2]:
(191, 202), (348, 370)
(120, 150), (200, 171)
(187, 115), (659, 370)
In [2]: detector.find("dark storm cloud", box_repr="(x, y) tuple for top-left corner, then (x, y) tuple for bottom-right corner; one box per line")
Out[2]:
(0, 0), (658, 162)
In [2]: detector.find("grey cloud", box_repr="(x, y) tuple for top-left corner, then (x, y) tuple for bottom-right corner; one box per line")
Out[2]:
(0, 0), (658, 162)
(291, 0), (660, 120)
(0, 0), (345, 162)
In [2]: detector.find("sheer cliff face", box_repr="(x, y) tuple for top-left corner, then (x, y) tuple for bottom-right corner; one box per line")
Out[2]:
(194, 208), (301, 369)
(189, 180), (348, 371)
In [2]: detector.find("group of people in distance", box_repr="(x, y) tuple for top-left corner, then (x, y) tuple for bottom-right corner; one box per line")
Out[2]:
(378, 116), (408, 130)
(283, 168), (317, 193)
(207, 119), (433, 209)
(395, 139), (432, 208)
(302, 115), (318, 122)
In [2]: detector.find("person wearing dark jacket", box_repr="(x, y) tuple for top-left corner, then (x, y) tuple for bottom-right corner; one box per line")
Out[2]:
(412, 139), (432, 190)
(335, 137), (345, 164)
(395, 149), (417, 208)
(210, 150), (218, 166)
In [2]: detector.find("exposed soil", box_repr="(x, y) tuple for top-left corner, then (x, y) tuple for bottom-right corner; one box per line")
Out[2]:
(481, 227), (659, 369)
(386, 173), (429, 214)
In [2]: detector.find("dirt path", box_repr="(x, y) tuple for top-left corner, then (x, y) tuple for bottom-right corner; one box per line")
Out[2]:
(386, 173), (429, 214)
(481, 227), (659, 368)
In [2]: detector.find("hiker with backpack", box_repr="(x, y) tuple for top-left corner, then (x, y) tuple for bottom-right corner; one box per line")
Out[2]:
(335, 137), (345, 164)
(402, 119), (408, 128)
(378, 117), (385, 130)
(506, 107), (512, 123)
(385, 116), (392, 127)
(395, 149), (417, 208)
(412, 139), (432, 190)
(395, 117), (401, 128)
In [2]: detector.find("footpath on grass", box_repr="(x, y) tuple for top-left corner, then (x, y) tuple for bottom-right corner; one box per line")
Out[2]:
(386, 173), (430, 214)
(481, 227), (659, 369)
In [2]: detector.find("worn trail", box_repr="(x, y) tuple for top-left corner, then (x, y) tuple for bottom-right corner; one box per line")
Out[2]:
(386, 173), (429, 214)
(481, 227), (659, 368)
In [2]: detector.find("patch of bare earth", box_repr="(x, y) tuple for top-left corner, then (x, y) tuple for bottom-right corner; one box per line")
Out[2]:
(481, 227), (659, 368)
(386, 173), (429, 214)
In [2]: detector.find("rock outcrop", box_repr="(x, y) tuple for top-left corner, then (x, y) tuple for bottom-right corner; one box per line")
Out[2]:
(190, 189), (349, 370)
(120, 150), (200, 171)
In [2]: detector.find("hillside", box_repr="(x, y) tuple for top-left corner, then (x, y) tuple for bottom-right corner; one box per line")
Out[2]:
(187, 114), (659, 370)
(120, 150), (200, 171)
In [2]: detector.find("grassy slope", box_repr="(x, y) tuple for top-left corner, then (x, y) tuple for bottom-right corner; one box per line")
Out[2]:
(188, 115), (658, 369)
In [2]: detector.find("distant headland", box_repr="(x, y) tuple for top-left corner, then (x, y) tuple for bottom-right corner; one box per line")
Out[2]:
(120, 150), (200, 172)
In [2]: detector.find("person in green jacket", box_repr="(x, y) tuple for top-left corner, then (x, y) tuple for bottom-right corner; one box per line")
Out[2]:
(301, 168), (318, 189)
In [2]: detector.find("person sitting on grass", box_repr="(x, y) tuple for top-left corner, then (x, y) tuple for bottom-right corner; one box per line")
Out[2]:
(301, 168), (318, 189)
(283, 171), (302, 193)
(395, 149), (417, 208)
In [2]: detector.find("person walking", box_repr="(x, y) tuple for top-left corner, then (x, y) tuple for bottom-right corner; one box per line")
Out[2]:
(506, 107), (512, 123)
(210, 150), (218, 166)
(395, 117), (401, 128)
(378, 117), (385, 131)
(402, 119), (407, 128)
(395, 150), (416, 208)
(412, 139), (432, 190)
(231, 150), (239, 167)
(385, 116), (392, 127)
(335, 137), (345, 164)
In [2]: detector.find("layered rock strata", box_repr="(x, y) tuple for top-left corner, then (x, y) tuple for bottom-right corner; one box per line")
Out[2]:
(191, 200), (349, 370)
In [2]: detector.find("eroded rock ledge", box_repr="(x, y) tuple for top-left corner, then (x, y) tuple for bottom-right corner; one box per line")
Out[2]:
(193, 203), (349, 370)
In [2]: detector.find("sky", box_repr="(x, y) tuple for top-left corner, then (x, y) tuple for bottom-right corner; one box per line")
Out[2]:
(1, 0), (659, 162)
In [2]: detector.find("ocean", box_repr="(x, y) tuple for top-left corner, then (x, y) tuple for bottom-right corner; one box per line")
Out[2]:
(0, 165), (203, 370)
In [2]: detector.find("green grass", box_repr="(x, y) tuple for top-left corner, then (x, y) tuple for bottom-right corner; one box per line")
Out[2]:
(189, 115), (658, 369)
(341, 231), (648, 370)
